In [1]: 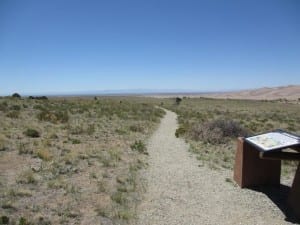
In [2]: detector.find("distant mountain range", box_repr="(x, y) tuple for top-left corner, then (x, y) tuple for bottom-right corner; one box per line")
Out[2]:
(15, 85), (300, 100)
(24, 89), (215, 97)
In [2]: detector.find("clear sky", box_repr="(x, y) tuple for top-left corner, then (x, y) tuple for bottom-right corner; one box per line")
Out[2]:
(0, 0), (299, 95)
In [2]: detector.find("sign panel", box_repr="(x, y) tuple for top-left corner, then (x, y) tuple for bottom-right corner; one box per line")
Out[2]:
(245, 130), (300, 152)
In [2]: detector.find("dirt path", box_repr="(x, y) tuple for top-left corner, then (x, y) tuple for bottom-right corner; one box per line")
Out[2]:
(137, 109), (294, 225)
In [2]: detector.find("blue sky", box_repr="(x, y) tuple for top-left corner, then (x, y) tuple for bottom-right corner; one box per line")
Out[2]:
(0, 0), (299, 95)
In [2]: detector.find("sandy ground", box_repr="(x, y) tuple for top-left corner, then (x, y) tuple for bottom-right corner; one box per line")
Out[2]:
(202, 85), (300, 100)
(137, 109), (297, 225)
(147, 85), (300, 100)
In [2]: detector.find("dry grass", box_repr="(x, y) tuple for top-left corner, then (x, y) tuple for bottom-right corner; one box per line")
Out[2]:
(163, 97), (300, 177)
(0, 96), (164, 224)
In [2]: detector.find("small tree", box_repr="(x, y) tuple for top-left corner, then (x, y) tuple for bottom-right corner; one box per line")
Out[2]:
(12, 93), (21, 98)
(175, 97), (182, 105)
(24, 128), (40, 138)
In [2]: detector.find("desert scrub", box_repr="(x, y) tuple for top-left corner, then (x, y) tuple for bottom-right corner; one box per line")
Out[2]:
(131, 140), (147, 154)
(129, 124), (144, 133)
(189, 119), (249, 144)
(0, 101), (8, 111)
(6, 110), (20, 118)
(175, 126), (187, 138)
(18, 142), (34, 155)
(162, 97), (300, 174)
(16, 170), (37, 184)
(0, 135), (8, 151)
(36, 149), (52, 161)
(24, 129), (40, 138)
(37, 109), (69, 123)
(0, 96), (164, 224)
(9, 105), (21, 111)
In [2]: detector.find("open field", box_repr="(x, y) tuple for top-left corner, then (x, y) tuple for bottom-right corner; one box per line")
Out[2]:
(1, 94), (300, 224)
(0, 96), (164, 225)
(162, 97), (300, 178)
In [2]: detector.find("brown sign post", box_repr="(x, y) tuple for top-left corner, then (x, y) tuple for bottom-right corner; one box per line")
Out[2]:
(233, 137), (281, 188)
(233, 131), (300, 221)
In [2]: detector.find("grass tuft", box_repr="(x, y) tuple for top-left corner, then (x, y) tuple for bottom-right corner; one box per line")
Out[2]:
(130, 140), (147, 154)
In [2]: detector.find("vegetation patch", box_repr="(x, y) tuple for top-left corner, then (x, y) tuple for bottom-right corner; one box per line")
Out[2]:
(163, 97), (300, 173)
(189, 119), (249, 144)
(0, 96), (164, 224)
(131, 140), (147, 154)
(36, 149), (52, 161)
(24, 129), (40, 138)
(37, 109), (69, 123)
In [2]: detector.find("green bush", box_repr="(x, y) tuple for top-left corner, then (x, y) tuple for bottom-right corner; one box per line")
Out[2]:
(71, 139), (81, 144)
(24, 129), (40, 138)
(175, 126), (186, 138)
(12, 93), (21, 98)
(0, 215), (9, 224)
(175, 97), (182, 105)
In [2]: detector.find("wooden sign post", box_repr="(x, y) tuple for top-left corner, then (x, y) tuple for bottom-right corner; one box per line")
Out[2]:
(233, 137), (281, 188)
(233, 130), (300, 220)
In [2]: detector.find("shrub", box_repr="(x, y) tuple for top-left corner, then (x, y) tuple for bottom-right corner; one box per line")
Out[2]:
(37, 109), (69, 123)
(9, 105), (21, 111)
(0, 135), (8, 151)
(0, 101), (8, 111)
(175, 126), (186, 138)
(111, 191), (127, 204)
(6, 110), (20, 118)
(175, 97), (182, 105)
(0, 216), (9, 224)
(87, 124), (95, 135)
(17, 170), (36, 184)
(18, 143), (34, 154)
(71, 139), (81, 144)
(69, 126), (84, 135)
(129, 124), (144, 133)
(190, 119), (249, 144)
(49, 133), (58, 139)
(28, 96), (48, 100)
(19, 217), (29, 225)
(36, 149), (52, 161)
(12, 93), (21, 98)
(130, 140), (147, 154)
(24, 129), (40, 138)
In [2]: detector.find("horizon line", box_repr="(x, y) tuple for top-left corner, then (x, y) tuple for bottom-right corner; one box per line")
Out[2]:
(1, 84), (299, 97)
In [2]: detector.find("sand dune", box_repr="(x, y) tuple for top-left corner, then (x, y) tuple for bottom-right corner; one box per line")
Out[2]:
(205, 85), (300, 100)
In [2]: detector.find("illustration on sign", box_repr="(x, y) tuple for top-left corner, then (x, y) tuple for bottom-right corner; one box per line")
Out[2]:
(246, 131), (300, 151)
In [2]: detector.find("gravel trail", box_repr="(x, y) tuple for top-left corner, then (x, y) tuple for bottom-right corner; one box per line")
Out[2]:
(137, 109), (294, 225)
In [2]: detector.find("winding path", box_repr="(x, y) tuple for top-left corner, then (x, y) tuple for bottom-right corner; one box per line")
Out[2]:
(137, 109), (293, 225)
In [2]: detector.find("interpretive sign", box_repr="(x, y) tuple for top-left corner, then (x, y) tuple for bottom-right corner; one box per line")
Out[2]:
(245, 130), (300, 152)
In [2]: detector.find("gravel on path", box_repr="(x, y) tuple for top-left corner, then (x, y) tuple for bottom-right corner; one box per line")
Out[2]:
(137, 109), (295, 225)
